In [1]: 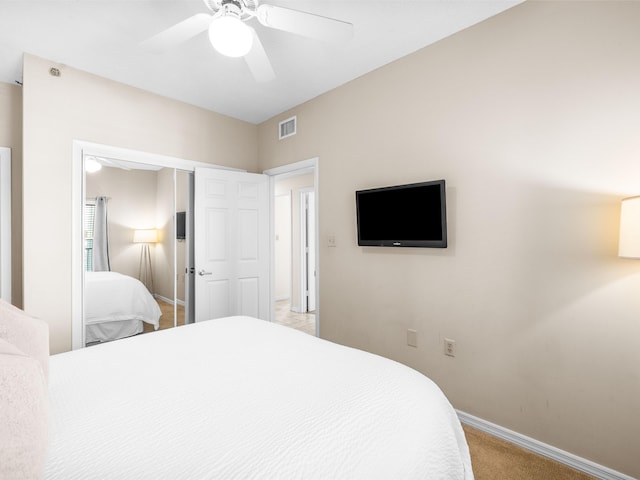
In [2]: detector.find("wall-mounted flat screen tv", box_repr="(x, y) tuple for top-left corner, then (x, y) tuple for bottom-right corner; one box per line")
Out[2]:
(176, 211), (186, 240)
(356, 179), (447, 248)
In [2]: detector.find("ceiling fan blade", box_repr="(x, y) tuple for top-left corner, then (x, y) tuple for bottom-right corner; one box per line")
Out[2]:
(244, 27), (276, 83)
(256, 4), (353, 44)
(140, 13), (213, 53)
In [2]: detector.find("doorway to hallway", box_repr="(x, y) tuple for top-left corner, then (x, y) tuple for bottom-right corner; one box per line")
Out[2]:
(267, 159), (318, 336)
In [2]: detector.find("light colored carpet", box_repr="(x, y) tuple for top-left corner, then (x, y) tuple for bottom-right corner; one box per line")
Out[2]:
(463, 425), (596, 480)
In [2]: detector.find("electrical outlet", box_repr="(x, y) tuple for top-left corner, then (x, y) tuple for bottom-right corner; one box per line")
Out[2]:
(407, 329), (418, 348)
(444, 338), (456, 357)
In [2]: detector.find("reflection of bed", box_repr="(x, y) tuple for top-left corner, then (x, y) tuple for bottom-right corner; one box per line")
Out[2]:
(43, 316), (473, 479)
(84, 271), (161, 343)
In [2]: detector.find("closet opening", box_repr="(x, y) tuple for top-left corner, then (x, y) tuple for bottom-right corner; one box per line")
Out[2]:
(82, 156), (195, 346)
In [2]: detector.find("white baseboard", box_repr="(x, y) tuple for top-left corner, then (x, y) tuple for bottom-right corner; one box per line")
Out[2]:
(456, 411), (636, 480)
(153, 294), (185, 307)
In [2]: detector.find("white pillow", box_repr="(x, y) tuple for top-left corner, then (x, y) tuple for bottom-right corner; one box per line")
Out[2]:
(0, 299), (49, 380)
(0, 301), (50, 480)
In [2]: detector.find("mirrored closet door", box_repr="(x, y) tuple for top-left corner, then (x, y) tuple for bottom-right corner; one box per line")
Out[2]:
(83, 156), (193, 346)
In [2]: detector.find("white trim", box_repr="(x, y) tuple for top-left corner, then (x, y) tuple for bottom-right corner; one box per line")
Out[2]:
(299, 187), (314, 315)
(72, 142), (84, 349)
(264, 158), (319, 336)
(75, 140), (241, 173)
(457, 411), (636, 480)
(289, 305), (304, 314)
(263, 158), (316, 178)
(154, 294), (186, 308)
(298, 189), (307, 314)
(0, 147), (11, 302)
(72, 140), (243, 350)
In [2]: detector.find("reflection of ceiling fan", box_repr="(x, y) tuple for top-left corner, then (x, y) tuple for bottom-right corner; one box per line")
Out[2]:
(141, 0), (354, 82)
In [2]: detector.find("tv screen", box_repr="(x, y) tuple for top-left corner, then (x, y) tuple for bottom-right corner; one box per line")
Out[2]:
(356, 180), (447, 248)
(176, 211), (186, 240)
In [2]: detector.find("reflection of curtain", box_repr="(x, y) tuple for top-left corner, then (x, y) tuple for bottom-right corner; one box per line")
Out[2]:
(93, 196), (111, 271)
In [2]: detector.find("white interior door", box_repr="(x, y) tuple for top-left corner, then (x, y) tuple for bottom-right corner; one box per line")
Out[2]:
(300, 189), (316, 313)
(194, 168), (270, 322)
(306, 191), (316, 312)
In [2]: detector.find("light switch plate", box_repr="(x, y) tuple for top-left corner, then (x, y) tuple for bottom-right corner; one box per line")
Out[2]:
(407, 329), (418, 347)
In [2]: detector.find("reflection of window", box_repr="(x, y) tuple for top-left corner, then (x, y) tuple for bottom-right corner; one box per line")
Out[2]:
(84, 202), (96, 272)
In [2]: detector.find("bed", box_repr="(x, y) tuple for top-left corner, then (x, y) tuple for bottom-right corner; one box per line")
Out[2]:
(84, 271), (161, 343)
(0, 301), (474, 479)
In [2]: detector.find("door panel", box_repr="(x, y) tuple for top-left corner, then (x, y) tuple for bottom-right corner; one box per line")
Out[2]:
(195, 168), (269, 322)
(207, 209), (228, 261)
(238, 277), (259, 317)
(207, 280), (230, 318)
(238, 209), (259, 260)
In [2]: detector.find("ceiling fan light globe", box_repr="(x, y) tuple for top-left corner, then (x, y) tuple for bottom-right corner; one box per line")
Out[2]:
(85, 158), (102, 173)
(208, 16), (253, 57)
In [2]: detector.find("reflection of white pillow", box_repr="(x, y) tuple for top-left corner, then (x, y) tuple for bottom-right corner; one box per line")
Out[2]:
(0, 300), (50, 480)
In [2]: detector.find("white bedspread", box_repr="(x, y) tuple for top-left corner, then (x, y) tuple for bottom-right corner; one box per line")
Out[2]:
(45, 317), (474, 480)
(84, 271), (161, 329)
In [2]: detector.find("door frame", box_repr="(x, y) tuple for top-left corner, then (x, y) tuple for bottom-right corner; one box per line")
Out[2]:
(264, 158), (319, 336)
(0, 147), (11, 302)
(299, 187), (315, 313)
(71, 140), (239, 350)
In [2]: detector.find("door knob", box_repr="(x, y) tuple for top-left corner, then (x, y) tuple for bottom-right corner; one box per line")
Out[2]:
(198, 270), (212, 276)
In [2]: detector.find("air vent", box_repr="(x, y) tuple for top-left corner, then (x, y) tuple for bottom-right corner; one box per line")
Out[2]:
(279, 116), (297, 140)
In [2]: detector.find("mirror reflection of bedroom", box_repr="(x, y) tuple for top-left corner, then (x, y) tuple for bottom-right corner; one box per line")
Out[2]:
(83, 158), (193, 346)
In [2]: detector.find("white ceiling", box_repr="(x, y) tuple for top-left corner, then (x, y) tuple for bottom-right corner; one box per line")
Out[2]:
(0, 0), (523, 124)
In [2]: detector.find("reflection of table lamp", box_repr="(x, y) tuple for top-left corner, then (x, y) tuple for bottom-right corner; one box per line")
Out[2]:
(133, 229), (158, 292)
(619, 197), (640, 259)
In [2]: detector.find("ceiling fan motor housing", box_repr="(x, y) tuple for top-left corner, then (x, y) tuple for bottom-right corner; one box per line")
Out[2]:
(203, 0), (259, 20)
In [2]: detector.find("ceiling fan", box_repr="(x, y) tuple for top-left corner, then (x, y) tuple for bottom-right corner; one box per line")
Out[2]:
(141, 0), (354, 82)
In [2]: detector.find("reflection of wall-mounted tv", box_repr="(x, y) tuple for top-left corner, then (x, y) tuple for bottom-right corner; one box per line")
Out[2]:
(176, 211), (186, 240)
(356, 179), (447, 248)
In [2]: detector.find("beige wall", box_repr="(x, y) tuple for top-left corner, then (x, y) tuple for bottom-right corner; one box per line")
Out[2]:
(85, 166), (158, 281)
(22, 53), (258, 354)
(0, 83), (23, 307)
(258, 2), (640, 477)
(274, 193), (291, 300)
(87, 165), (183, 303)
